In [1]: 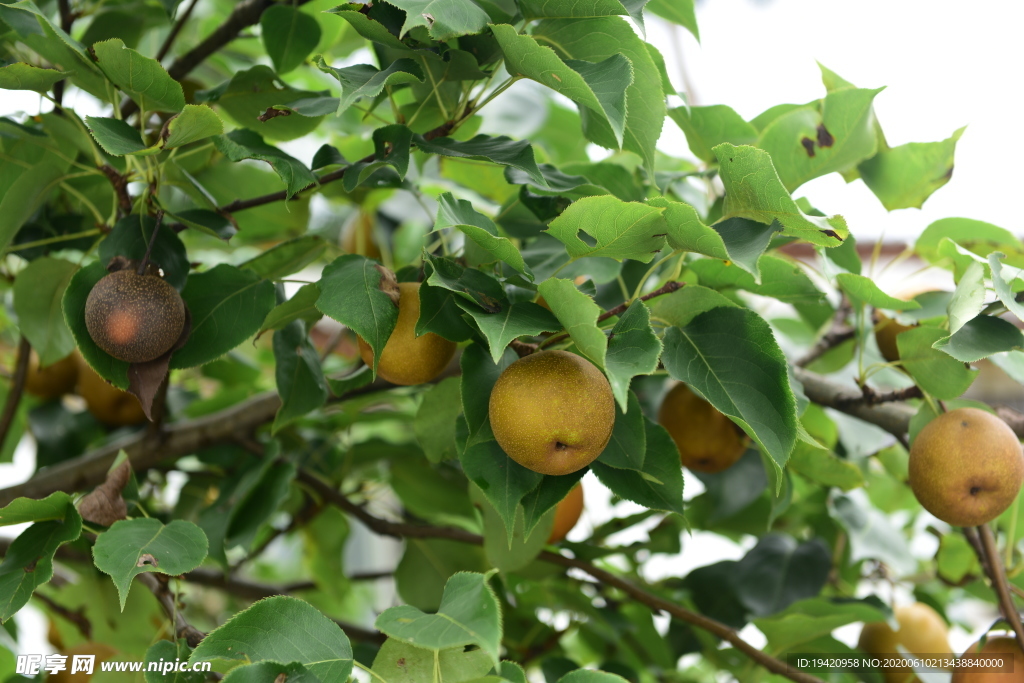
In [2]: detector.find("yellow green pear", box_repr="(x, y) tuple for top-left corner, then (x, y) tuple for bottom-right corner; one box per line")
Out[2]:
(952, 635), (1024, 682)
(859, 602), (953, 683)
(357, 282), (456, 386)
(909, 408), (1024, 527)
(875, 312), (915, 363)
(657, 383), (748, 473)
(489, 350), (614, 476)
(76, 357), (146, 426)
(547, 483), (584, 544)
(341, 209), (382, 260)
(24, 351), (78, 400)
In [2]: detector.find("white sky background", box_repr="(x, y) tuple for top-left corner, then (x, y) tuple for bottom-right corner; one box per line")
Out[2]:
(2, 0), (1022, 664)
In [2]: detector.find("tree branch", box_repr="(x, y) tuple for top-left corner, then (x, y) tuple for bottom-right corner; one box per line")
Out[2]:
(796, 298), (854, 368)
(137, 573), (206, 648)
(978, 524), (1024, 650)
(0, 336), (31, 457)
(156, 0), (200, 62)
(295, 470), (825, 683)
(33, 590), (92, 641)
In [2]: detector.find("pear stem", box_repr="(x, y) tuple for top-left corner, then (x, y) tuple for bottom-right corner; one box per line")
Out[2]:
(978, 523), (1024, 649)
(138, 210), (165, 275)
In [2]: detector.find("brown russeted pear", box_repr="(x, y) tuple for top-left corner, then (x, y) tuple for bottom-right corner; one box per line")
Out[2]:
(24, 351), (78, 400)
(858, 602), (953, 683)
(357, 282), (456, 386)
(548, 484), (584, 544)
(657, 383), (748, 474)
(489, 350), (614, 476)
(952, 635), (1024, 682)
(875, 312), (915, 363)
(85, 269), (186, 364)
(909, 407), (1024, 527)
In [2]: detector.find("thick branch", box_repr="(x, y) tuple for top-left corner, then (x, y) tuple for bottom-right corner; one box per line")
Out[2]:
(978, 525), (1024, 649)
(156, 0), (200, 62)
(137, 573), (206, 648)
(0, 336), (31, 457)
(296, 471), (824, 683)
(793, 367), (916, 438)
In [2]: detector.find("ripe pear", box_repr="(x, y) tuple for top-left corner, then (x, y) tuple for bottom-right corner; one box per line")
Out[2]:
(341, 209), (382, 260)
(657, 383), (748, 473)
(23, 351), (78, 400)
(875, 312), (915, 363)
(909, 408), (1024, 527)
(548, 484), (584, 544)
(357, 282), (456, 386)
(489, 350), (615, 476)
(952, 635), (1024, 682)
(85, 269), (186, 363)
(76, 357), (146, 426)
(859, 602), (953, 683)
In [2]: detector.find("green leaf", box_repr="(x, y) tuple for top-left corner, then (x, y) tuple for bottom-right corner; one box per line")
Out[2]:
(259, 283), (322, 335)
(458, 300), (561, 364)
(387, 0), (490, 39)
(461, 439), (542, 544)
(946, 260), (985, 334)
(789, 441), (863, 492)
(519, 0), (645, 24)
(260, 4), (321, 74)
(757, 87), (882, 191)
(145, 639), (205, 683)
(482, 489), (554, 569)
(214, 129), (317, 199)
(162, 105), (224, 149)
(597, 391), (646, 470)
(669, 104), (756, 163)
(604, 301), (662, 410)
(733, 534), (830, 616)
(915, 217), (1023, 267)
(92, 38), (184, 113)
(646, 0), (698, 39)
(689, 254), (825, 305)
(272, 321), (328, 432)
(560, 671), (631, 683)
(327, 6), (411, 51)
(221, 662), (318, 683)
(423, 253), (508, 313)
(190, 596), (353, 681)
(753, 597), (886, 654)
(713, 143), (848, 247)
(0, 507), (82, 621)
(197, 65), (326, 141)
(418, 134), (547, 187)
(418, 278), (477, 342)
(12, 257), (77, 366)
(460, 343), (517, 448)
(62, 262), (129, 388)
(648, 197), (728, 260)
(171, 264), (277, 369)
(225, 457), (296, 551)
(533, 17), (665, 176)
(860, 127), (964, 210)
(521, 471), (586, 537)
(933, 316), (1024, 363)
(545, 195), (665, 262)
(316, 254), (399, 375)
(241, 235), (326, 280)
(0, 492), (74, 525)
(396, 538), (487, 611)
(989, 252), (1024, 323)
(316, 57), (423, 114)
(537, 278), (607, 367)
(92, 518), (208, 610)
(0, 162), (64, 253)
(829, 494), (916, 575)
(936, 534), (979, 583)
(436, 193), (531, 277)
(897, 326), (978, 400)
(0, 63), (67, 92)
(836, 273), (921, 311)
(376, 571), (503, 665)
(662, 307), (797, 475)
(415, 376), (462, 462)
(491, 24), (631, 147)
(649, 284), (737, 327)
(100, 213), (189, 290)
(343, 124), (413, 192)
(372, 639), (493, 683)
(591, 419), (683, 514)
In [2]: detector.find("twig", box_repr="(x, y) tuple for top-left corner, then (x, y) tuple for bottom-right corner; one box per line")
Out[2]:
(978, 525), (1024, 650)
(0, 336), (31, 457)
(99, 164), (132, 216)
(53, 0), (73, 110)
(797, 298), (854, 367)
(542, 281), (683, 349)
(792, 367), (917, 439)
(33, 591), (92, 641)
(295, 470), (824, 683)
(138, 210), (165, 275)
(834, 384), (923, 409)
(137, 573), (206, 647)
(156, 0), (200, 62)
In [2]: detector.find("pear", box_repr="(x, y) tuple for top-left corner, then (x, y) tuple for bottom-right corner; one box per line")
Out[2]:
(875, 312), (915, 363)
(23, 351), (78, 400)
(859, 602), (953, 683)
(548, 484), (584, 544)
(657, 383), (747, 473)
(909, 408), (1024, 527)
(357, 282), (456, 386)
(85, 269), (186, 363)
(341, 209), (382, 260)
(76, 357), (146, 427)
(489, 350), (614, 476)
(952, 635), (1024, 682)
